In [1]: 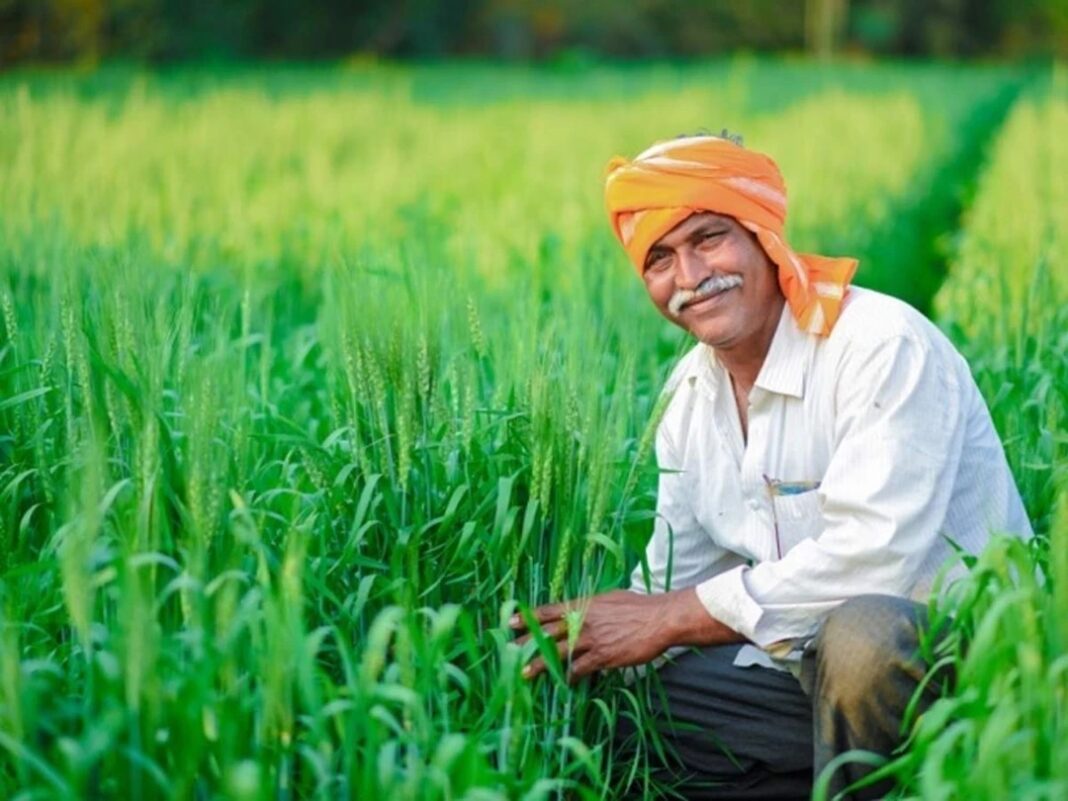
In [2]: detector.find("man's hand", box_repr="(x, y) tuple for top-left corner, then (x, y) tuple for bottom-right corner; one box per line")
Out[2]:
(510, 587), (744, 684)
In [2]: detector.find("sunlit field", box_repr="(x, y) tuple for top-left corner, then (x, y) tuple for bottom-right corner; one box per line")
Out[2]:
(875, 85), (1068, 801)
(0, 60), (1063, 799)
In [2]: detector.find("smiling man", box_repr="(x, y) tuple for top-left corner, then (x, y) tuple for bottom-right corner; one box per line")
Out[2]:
(510, 135), (1032, 799)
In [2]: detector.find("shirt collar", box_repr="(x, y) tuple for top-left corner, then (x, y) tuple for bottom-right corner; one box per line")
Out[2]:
(684, 302), (816, 400)
(752, 301), (816, 399)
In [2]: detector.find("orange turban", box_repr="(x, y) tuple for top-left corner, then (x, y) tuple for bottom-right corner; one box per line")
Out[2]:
(604, 135), (858, 336)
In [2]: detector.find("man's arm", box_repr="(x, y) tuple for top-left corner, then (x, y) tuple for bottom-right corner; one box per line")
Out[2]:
(516, 332), (970, 680)
(510, 587), (744, 683)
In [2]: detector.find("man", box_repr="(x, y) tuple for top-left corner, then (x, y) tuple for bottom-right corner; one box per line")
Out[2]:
(510, 134), (1032, 799)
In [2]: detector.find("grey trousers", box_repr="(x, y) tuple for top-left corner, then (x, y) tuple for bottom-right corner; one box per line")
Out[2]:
(616, 595), (946, 800)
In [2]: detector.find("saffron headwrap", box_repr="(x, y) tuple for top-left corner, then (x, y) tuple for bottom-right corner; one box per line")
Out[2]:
(604, 135), (858, 336)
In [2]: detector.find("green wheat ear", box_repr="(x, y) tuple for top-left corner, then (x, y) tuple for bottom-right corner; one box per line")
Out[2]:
(565, 608), (585, 653)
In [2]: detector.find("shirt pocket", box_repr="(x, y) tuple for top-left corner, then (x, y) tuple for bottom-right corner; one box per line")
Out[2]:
(770, 489), (824, 558)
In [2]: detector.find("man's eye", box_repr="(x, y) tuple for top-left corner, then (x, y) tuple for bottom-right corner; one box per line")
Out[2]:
(647, 252), (672, 272)
(699, 230), (725, 243)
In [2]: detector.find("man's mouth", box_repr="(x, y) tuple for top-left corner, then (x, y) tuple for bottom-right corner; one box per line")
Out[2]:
(668, 274), (744, 317)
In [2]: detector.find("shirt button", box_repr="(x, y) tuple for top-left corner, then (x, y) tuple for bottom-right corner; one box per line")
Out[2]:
(747, 498), (760, 511)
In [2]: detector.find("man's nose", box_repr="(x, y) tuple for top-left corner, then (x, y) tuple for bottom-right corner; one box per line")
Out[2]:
(676, 247), (709, 290)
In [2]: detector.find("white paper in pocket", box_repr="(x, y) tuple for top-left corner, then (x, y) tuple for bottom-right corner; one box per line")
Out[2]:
(769, 489), (824, 558)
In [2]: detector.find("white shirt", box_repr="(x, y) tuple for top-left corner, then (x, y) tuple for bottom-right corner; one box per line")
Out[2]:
(630, 287), (1032, 660)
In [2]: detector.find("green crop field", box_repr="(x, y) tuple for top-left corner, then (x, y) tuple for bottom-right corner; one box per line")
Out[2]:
(0, 60), (1064, 799)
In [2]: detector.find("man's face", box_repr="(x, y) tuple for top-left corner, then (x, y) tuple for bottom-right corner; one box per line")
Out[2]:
(642, 211), (784, 349)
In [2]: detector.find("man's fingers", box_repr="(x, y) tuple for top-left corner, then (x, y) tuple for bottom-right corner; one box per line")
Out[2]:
(509, 602), (568, 633)
(521, 636), (588, 682)
(522, 655), (545, 680)
(567, 653), (600, 685)
(514, 619), (569, 648)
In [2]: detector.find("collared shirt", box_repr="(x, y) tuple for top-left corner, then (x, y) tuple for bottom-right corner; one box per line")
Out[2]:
(629, 287), (1032, 660)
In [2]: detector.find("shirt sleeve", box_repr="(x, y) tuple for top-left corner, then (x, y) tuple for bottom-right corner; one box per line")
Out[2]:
(630, 412), (746, 595)
(695, 333), (966, 647)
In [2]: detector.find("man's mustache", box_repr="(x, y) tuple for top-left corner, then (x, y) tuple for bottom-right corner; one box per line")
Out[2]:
(668, 274), (744, 317)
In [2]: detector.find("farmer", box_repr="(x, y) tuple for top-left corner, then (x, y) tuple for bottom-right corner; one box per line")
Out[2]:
(510, 134), (1032, 799)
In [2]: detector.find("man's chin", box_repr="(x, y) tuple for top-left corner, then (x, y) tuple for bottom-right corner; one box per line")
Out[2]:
(660, 309), (736, 346)
(688, 321), (736, 348)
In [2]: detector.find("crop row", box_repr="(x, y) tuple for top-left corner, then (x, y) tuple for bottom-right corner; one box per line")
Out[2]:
(880, 79), (1068, 800)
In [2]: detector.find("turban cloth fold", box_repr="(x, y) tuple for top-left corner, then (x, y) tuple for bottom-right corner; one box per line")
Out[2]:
(604, 136), (858, 336)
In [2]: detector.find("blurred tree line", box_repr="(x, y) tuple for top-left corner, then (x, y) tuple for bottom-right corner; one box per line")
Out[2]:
(2, 0), (1066, 66)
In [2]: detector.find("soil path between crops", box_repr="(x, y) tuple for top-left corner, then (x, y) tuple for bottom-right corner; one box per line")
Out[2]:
(868, 77), (1027, 317)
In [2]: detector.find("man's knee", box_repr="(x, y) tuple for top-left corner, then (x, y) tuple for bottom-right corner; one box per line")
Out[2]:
(804, 594), (928, 711)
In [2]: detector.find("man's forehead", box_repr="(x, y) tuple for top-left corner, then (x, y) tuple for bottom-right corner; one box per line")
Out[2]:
(652, 211), (736, 248)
